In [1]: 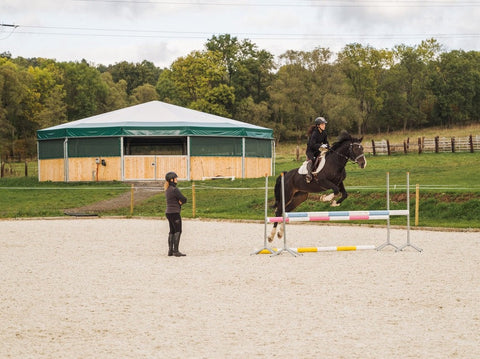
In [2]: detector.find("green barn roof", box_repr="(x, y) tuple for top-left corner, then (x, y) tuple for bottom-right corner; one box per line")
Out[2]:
(37, 101), (273, 140)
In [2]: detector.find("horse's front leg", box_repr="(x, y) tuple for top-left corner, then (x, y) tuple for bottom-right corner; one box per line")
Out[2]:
(276, 191), (308, 240)
(268, 223), (278, 242)
(331, 181), (348, 207)
(316, 178), (340, 204)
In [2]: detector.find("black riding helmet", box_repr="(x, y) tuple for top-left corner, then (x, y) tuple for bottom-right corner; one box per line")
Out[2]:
(165, 171), (178, 183)
(314, 117), (327, 125)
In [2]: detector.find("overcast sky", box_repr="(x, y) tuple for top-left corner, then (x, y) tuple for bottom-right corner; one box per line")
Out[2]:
(2, 0), (480, 68)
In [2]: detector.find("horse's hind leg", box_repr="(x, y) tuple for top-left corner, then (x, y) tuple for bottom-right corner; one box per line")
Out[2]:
(277, 192), (308, 239)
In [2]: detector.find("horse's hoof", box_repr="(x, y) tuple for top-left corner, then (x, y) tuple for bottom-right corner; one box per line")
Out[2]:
(267, 236), (273, 243)
(330, 200), (340, 207)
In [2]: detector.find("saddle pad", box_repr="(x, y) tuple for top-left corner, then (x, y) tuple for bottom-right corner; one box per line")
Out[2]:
(297, 158), (326, 175)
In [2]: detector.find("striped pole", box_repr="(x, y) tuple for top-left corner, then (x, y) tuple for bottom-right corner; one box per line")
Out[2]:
(267, 210), (409, 223)
(256, 245), (376, 254)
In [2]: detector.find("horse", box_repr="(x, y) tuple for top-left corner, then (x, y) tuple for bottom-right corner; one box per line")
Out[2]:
(268, 131), (367, 242)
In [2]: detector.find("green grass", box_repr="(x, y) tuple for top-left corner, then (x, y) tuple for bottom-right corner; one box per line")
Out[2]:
(0, 177), (128, 217)
(1, 152), (480, 229)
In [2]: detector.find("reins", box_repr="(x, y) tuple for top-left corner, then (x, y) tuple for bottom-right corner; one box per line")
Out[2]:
(328, 142), (365, 164)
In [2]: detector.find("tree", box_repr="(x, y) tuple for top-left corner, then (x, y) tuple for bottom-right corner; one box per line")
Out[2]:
(388, 39), (441, 131)
(59, 60), (108, 121)
(0, 59), (34, 157)
(431, 50), (480, 127)
(99, 72), (128, 112)
(104, 60), (161, 95)
(129, 83), (159, 105)
(28, 59), (67, 129)
(337, 44), (393, 134)
(159, 50), (235, 117)
(205, 34), (275, 113)
(269, 48), (358, 142)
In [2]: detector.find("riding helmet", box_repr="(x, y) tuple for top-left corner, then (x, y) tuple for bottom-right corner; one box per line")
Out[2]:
(165, 171), (178, 182)
(315, 117), (327, 125)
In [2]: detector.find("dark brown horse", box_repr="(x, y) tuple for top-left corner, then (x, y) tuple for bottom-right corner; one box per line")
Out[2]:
(268, 131), (367, 242)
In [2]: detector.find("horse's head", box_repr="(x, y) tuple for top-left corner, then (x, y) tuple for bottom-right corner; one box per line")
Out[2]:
(349, 137), (367, 168)
(331, 131), (367, 168)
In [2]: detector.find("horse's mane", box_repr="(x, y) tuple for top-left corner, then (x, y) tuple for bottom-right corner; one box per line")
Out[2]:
(330, 131), (354, 151)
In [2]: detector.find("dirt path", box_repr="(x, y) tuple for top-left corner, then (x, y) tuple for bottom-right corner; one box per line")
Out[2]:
(64, 182), (164, 215)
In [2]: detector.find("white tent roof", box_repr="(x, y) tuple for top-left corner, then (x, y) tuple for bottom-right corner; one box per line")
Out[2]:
(37, 101), (273, 140)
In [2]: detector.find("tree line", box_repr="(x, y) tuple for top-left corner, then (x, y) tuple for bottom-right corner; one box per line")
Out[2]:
(1, 35), (480, 159)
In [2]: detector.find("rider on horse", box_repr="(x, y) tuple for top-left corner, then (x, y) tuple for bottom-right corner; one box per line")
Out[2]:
(306, 116), (329, 183)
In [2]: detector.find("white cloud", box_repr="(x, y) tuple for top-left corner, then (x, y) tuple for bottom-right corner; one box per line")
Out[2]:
(1, 0), (480, 67)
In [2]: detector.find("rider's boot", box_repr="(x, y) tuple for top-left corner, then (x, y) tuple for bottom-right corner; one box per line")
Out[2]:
(306, 160), (313, 183)
(167, 233), (174, 256)
(172, 232), (186, 257)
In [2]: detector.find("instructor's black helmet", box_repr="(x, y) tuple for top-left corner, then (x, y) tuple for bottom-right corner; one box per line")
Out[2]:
(314, 117), (327, 125)
(165, 171), (178, 182)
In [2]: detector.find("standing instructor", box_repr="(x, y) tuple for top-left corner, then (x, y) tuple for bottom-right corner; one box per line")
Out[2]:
(164, 171), (187, 257)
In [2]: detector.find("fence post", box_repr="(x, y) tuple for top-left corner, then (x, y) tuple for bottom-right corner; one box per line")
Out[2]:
(192, 182), (196, 218)
(418, 137), (422, 154)
(25, 160), (28, 177)
(371, 140), (376, 156)
(469, 134), (474, 153)
(451, 137), (455, 153)
(435, 136), (439, 153)
(415, 183), (420, 226)
(403, 140), (407, 154)
(130, 184), (134, 216)
(386, 139), (391, 156)
(1, 161), (4, 178)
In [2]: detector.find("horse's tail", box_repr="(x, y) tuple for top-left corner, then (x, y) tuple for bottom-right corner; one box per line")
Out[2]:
(272, 171), (287, 209)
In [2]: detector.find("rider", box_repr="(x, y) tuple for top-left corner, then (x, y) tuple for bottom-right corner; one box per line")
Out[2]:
(305, 116), (329, 183)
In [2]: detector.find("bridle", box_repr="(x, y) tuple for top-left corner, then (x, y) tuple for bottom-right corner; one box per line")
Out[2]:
(329, 142), (365, 164)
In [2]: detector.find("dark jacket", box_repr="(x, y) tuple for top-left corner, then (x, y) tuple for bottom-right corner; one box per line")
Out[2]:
(306, 128), (329, 160)
(165, 184), (187, 214)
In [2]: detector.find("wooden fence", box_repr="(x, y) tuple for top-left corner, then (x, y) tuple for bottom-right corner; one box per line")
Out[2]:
(365, 135), (480, 155)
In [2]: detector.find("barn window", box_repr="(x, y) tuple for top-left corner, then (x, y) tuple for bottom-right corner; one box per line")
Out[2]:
(124, 137), (186, 155)
(38, 139), (64, 159)
(190, 137), (242, 156)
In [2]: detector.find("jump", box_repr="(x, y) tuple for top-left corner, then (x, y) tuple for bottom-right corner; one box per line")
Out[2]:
(268, 131), (367, 242)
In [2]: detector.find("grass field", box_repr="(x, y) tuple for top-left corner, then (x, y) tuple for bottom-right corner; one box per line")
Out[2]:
(2, 151), (479, 229)
(1, 124), (480, 227)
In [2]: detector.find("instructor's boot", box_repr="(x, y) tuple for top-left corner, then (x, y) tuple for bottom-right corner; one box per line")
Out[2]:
(172, 232), (186, 257)
(306, 160), (313, 183)
(168, 233), (175, 256)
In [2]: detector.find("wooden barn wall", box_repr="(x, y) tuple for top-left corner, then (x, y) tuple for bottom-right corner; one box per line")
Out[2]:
(39, 156), (271, 182)
(123, 156), (187, 181)
(244, 157), (272, 178)
(38, 159), (65, 182)
(190, 157), (242, 180)
(68, 157), (121, 182)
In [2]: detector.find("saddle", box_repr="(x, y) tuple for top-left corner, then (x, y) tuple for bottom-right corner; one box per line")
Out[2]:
(298, 155), (326, 177)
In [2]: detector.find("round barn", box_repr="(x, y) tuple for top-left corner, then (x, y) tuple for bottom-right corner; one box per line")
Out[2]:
(37, 101), (274, 182)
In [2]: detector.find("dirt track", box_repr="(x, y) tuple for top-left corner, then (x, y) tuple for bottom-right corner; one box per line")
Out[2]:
(2, 218), (479, 358)
(65, 182), (163, 215)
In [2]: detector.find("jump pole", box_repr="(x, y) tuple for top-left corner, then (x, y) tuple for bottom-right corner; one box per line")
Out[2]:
(251, 174), (276, 255)
(257, 245), (376, 254)
(376, 172), (399, 251)
(397, 172), (422, 252)
(271, 173), (300, 257)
